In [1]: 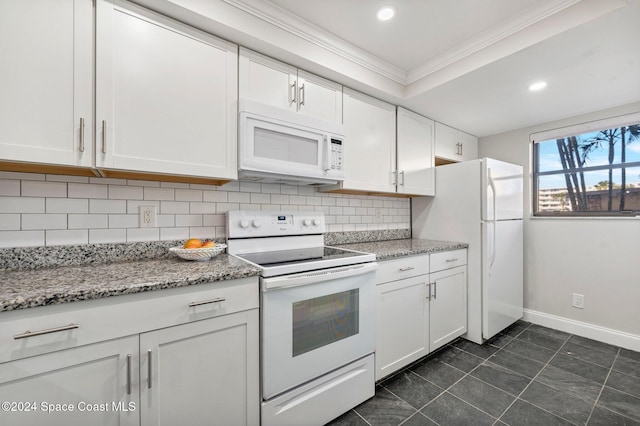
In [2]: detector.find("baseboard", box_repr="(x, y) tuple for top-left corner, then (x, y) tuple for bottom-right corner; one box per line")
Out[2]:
(523, 309), (640, 352)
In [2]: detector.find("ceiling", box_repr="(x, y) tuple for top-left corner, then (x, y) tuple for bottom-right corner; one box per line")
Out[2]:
(156, 0), (640, 137)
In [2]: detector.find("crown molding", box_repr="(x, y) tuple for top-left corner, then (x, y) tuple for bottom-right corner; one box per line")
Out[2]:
(222, 0), (408, 84)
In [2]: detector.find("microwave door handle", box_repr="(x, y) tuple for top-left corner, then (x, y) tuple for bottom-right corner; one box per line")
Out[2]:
(323, 135), (331, 171)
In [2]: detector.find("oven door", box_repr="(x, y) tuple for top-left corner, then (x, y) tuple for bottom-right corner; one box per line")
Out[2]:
(261, 263), (377, 400)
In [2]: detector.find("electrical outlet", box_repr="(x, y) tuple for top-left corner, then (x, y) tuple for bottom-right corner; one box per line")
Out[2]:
(572, 293), (584, 309)
(139, 205), (157, 228)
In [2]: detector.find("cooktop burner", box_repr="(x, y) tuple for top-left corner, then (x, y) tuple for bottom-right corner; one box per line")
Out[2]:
(236, 246), (370, 268)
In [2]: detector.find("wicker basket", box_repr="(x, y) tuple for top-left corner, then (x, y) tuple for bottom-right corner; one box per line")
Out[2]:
(169, 244), (226, 261)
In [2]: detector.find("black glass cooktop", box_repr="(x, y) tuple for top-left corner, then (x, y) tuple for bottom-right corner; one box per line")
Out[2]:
(237, 246), (368, 268)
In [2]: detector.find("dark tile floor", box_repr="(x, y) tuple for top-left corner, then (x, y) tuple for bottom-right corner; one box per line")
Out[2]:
(327, 321), (640, 426)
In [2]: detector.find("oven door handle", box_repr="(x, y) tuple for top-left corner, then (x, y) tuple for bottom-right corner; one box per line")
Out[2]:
(262, 262), (377, 291)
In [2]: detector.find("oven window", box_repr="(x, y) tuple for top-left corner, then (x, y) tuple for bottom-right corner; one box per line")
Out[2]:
(292, 289), (359, 357)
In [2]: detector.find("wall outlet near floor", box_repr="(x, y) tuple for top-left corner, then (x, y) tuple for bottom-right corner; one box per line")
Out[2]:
(572, 293), (585, 309)
(139, 205), (157, 228)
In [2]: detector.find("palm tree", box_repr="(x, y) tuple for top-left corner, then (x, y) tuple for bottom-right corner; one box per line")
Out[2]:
(619, 124), (640, 210)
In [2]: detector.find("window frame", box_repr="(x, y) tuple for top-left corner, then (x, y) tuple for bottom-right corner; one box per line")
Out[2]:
(531, 112), (640, 217)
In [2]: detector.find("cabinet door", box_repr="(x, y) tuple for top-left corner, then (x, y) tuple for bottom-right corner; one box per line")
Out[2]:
(459, 131), (478, 161)
(0, 336), (139, 426)
(239, 48), (297, 112)
(140, 309), (259, 426)
(0, 0), (92, 167)
(396, 108), (435, 196)
(96, 0), (238, 179)
(376, 275), (429, 381)
(297, 70), (342, 123)
(429, 266), (467, 352)
(342, 89), (396, 193)
(434, 122), (459, 162)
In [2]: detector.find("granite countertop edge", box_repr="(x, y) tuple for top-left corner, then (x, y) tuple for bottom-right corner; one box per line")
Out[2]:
(0, 238), (466, 312)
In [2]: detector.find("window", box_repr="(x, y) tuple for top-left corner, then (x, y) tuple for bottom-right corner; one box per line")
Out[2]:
(532, 115), (640, 216)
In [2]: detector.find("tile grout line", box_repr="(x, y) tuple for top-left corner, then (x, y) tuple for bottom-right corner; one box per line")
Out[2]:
(584, 346), (620, 425)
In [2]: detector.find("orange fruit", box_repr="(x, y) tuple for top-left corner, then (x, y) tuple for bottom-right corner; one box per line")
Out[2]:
(184, 238), (203, 249)
(202, 240), (215, 248)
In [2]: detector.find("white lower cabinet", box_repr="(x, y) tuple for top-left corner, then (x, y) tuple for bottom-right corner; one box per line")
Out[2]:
(376, 251), (467, 381)
(0, 278), (259, 426)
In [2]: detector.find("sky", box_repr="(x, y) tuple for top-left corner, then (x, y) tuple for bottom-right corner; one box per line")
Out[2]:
(537, 128), (640, 190)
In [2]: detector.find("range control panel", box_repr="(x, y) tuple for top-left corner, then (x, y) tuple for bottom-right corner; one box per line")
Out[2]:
(227, 211), (325, 238)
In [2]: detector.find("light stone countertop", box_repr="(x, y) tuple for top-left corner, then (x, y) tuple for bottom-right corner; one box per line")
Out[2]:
(332, 238), (468, 261)
(0, 254), (260, 312)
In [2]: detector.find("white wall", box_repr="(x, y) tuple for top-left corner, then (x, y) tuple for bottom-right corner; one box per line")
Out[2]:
(479, 101), (640, 340)
(0, 172), (409, 248)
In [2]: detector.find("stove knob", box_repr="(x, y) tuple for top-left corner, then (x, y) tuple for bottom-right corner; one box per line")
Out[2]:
(239, 220), (250, 229)
(252, 219), (261, 228)
(313, 218), (321, 226)
(303, 219), (311, 227)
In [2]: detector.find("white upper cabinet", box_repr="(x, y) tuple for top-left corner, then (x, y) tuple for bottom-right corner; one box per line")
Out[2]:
(0, 0), (93, 168)
(96, 0), (238, 180)
(435, 122), (478, 163)
(339, 88), (396, 193)
(239, 48), (343, 123)
(396, 108), (435, 196)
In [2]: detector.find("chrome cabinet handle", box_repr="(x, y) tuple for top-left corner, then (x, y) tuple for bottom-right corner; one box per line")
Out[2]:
(126, 354), (132, 395)
(445, 258), (459, 263)
(426, 282), (431, 300)
(299, 83), (305, 106)
(14, 323), (79, 340)
(460, 143), (463, 156)
(147, 350), (152, 389)
(79, 117), (85, 152)
(101, 120), (107, 154)
(391, 171), (397, 185)
(433, 281), (437, 299)
(399, 266), (415, 272)
(290, 81), (297, 105)
(398, 171), (405, 185)
(188, 297), (226, 307)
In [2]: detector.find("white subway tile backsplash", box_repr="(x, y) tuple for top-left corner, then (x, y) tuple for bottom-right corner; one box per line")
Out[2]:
(203, 190), (227, 203)
(190, 202), (216, 214)
(109, 185), (144, 200)
(1, 174), (410, 247)
(127, 228), (159, 242)
(46, 229), (88, 246)
(46, 198), (88, 214)
(22, 180), (67, 198)
(69, 214), (108, 229)
(89, 228), (127, 244)
(160, 227), (189, 241)
(0, 197), (45, 213)
(143, 187), (174, 201)
(228, 191), (250, 203)
(250, 193), (270, 204)
(108, 214), (138, 229)
(175, 189), (203, 202)
(160, 201), (189, 214)
(68, 183), (108, 199)
(0, 180), (20, 196)
(90, 199), (126, 214)
(0, 214), (20, 230)
(0, 230), (45, 247)
(176, 214), (203, 227)
(22, 214), (67, 230)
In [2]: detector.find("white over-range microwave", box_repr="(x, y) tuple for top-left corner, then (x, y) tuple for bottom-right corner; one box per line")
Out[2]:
(238, 100), (345, 185)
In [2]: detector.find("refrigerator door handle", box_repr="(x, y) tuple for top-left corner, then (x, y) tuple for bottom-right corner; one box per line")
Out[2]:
(487, 168), (497, 222)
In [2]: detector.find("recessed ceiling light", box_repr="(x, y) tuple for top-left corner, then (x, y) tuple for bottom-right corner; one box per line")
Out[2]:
(377, 6), (395, 21)
(528, 81), (547, 92)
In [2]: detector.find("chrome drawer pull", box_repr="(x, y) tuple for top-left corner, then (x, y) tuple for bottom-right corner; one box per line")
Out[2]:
(188, 297), (226, 308)
(445, 258), (459, 262)
(399, 266), (415, 272)
(14, 323), (79, 340)
(148, 350), (152, 389)
(126, 354), (132, 395)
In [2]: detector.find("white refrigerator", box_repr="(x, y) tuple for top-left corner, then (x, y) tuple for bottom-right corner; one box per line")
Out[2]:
(412, 158), (523, 344)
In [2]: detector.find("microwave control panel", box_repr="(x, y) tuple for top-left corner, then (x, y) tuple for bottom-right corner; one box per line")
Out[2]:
(330, 138), (343, 171)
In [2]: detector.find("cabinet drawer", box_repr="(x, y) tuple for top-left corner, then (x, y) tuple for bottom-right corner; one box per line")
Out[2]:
(0, 277), (258, 364)
(377, 255), (429, 284)
(430, 249), (467, 272)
